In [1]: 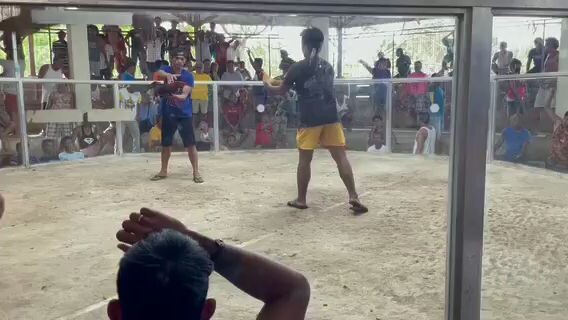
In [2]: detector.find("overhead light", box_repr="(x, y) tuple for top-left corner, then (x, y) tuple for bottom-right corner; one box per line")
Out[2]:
(64, 7), (79, 10)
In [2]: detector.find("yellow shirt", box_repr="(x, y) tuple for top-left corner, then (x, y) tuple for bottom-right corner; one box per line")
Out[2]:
(192, 72), (212, 101)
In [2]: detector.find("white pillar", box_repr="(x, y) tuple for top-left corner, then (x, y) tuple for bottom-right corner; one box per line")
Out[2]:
(555, 19), (568, 118)
(309, 17), (329, 62)
(67, 24), (92, 112)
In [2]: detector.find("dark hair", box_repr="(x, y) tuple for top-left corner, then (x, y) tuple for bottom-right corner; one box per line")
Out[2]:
(203, 59), (211, 63)
(41, 139), (54, 149)
(253, 58), (263, 67)
(372, 114), (383, 122)
(301, 27), (324, 54)
(117, 230), (214, 320)
(59, 136), (73, 151)
(564, 111), (568, 118)
(418, 112), (430, 125)
(545, 37), (560, 50)
(124, 58), (136, 70)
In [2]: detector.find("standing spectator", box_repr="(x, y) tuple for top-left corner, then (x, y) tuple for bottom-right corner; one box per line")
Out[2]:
(119, 84), (142, 153)
(203, 59), (212, 74)
(505, 59), (527, 116)
(279, 49), (296, 72)
(145, 29), (164, 79)
(44, 84), (75, 143)
(272, 98), (289, 148)
(154, 17), (168, 60)
(492, 41), (514, 75)
(359, 58), (391, 114)
(430, 74), (446, 140)
(544, 108), (568, 171)
(238, 61), (252, 80)
(442, 32), (454, 69)
(409, 61), (430, 123)
(221, 60), (244, 102)
(227, 40), (242, 63)
(151, 49), (203, 183)
(167, 20), (180, 58)
(195, 30), (212, 63)
(125, 27), (146, 74)
(395, 48), (411, 78)
(99, 34), (115, 80)
(58, 136), (85, 161)
(413, 112), (436, 155)
(210, 62), (220, 81)
(177, 32), (195, 63)
(138, 91), (159, 137)
(377, 51), (391, 70)
(52, 30), (70, 78)
(0, 59), (20, 137)
(527, 37), (545, 74)
(87, 25), (102, 79)
(533, 37), (560, 130)
(215, 35), (234, 75)
(494, 114), (531, 163)
(192, 62), (212, 126)
(222, 93), (247, 148)
(247, 51), (266, 108)
(38, 57), (65, 110)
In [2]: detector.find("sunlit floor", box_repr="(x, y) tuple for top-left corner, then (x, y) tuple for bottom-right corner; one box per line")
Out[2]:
(0, 151), (566, 320)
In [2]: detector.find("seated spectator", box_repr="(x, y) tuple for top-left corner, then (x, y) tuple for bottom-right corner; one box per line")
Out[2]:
(74, 115), (114, 157)
(272, 98), (289, 148)
(111, 208), (310, 320)
(40, 139), (59, 162)
(367, 115), (386, 153)
(119, 85), (142, 153)
(255, 113), (273, 148)
(222, 96), (248, 148)
(544, 108), (568, 171)
(59, 136), (85, 161)
(196, 120), (212, 151)
(413, 112), (436, 155)
(45, 84), (75, 142)
(494, 114), (531, 163)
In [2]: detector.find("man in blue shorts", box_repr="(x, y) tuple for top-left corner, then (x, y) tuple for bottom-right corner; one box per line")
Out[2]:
(151, 50), (203, 183)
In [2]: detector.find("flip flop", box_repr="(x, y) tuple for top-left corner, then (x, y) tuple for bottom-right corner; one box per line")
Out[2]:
(287, 200), (308, 210)
(349, 199), (368, 215)
(193, 176), (204, 184)
(150, 174), (167, 181)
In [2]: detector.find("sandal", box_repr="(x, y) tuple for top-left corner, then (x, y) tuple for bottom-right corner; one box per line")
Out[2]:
(287, 200), (308, 210)
(150, 174), (167, 181)
(349, 199), (368, 215)
(193, 176), (204, 184)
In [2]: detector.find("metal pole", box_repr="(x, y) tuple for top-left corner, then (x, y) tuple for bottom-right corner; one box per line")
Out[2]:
(267, 35), (272, 76)
(113, 83), (124, 156)
(12, 32), (30, 168)
(337, 26), (343, 78)
(385, 81), (393, 153)
(48, 26), (53, 64)
(212, 83), (220, 152)
(487, 80), (497, 162)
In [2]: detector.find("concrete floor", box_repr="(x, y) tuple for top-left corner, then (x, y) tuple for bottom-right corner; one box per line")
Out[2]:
(0, 151), (566, 320)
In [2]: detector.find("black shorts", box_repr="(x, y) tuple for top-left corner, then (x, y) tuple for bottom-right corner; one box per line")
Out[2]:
(161, 113), (195, 148)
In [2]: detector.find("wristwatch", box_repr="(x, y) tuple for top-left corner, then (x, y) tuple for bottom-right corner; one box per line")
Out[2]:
(210, 239), (225, 262)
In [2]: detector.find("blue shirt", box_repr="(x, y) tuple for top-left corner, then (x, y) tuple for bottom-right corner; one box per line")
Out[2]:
(121, 72), (135, 81)
(59, 151), (85, 161)
(160, 66), (194, 117)
(432, 87), (445, 117)
(503, 127), (531, 161)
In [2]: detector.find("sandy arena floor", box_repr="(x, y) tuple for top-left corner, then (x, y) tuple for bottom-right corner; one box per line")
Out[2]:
(0, 151), (567, 320)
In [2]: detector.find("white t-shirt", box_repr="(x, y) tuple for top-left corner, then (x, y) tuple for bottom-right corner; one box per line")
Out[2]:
(367, 144), (386, 153)
(195, 40), (212, 62)
(119, 87), (142, 110)
(99, 44), (114, 70)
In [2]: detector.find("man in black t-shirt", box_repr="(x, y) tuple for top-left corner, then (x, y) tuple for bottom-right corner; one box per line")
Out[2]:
(263, 27), (368, 214)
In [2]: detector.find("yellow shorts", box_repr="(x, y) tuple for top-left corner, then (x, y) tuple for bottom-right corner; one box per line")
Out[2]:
(297, 122), (346, 150)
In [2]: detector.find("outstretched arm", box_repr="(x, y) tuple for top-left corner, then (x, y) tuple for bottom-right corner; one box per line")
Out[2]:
(358, 60), (373, 75)
(117, 208), (310, 320)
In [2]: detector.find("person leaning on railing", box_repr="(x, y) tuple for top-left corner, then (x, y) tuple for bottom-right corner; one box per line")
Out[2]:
(110, 208), (310, 320)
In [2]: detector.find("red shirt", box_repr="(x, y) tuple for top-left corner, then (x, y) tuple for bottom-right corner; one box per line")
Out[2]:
(216, 42), (230, 64)
(255, 122), (273, 146)
(409, 72), (428, 96)
(224, 103), (242, 126)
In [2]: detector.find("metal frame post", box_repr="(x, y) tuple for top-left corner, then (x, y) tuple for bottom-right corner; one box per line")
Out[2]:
(446, 7), (493, 320)
(385, 81), (393, 153)
(487, 80), (497, 162)
(12, 32), (30, 168)
(212, 83), (220, 152)
(113, 83), (124, 156)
